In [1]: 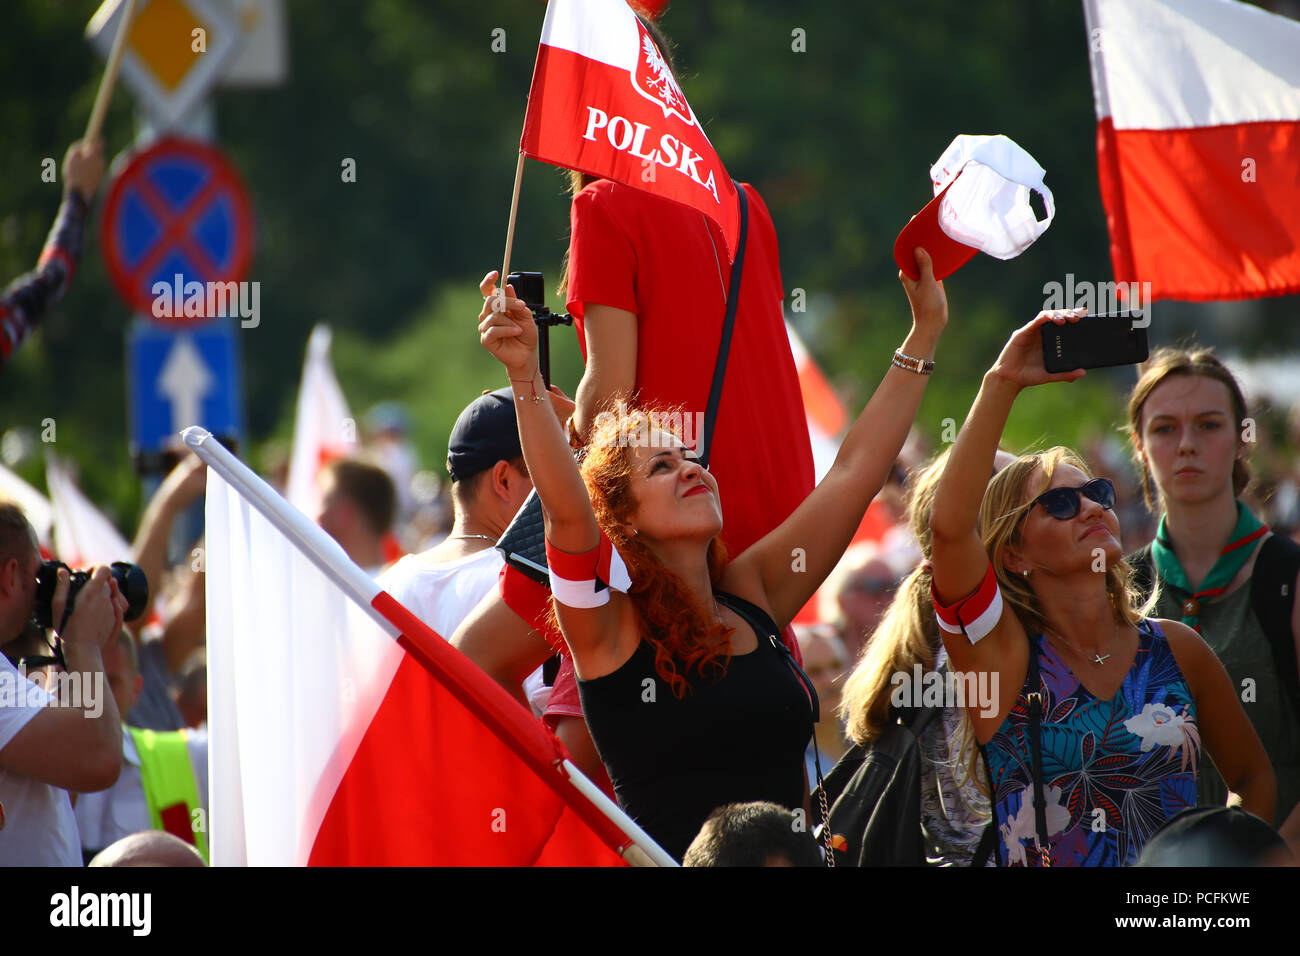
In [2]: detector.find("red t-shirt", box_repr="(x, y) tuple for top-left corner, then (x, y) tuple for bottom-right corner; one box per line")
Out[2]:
(566, 179), (815, 558)
(516, 180), (816, 732)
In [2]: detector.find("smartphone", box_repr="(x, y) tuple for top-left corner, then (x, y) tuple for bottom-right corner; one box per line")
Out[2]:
(1041, 312), (1149, 373)
(506, 271), (546, 312)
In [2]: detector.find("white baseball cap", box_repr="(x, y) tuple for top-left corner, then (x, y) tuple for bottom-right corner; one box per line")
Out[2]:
(894, 134), (1055, 280)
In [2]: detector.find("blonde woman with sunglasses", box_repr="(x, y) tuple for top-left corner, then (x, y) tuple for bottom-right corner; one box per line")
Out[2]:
(928, 311), (1273, 866)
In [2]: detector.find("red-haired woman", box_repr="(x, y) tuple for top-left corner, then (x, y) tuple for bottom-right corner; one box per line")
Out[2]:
(1127, 348), (1300, 835)
(476, 251), (947, 860)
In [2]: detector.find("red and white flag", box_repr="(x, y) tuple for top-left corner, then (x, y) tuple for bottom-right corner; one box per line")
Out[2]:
(191, 428), (672, 866)
(786, 322), (847, 485)
(520, 0), (741, 256)
(45, 453), (131, 567)
(0, 461), (54, 552)
(285, 324), (358, 517)
(1086, 0), (1300, 300)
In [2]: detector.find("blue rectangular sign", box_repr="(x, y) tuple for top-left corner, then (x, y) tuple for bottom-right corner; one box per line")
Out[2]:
(127, 317), (245, 455)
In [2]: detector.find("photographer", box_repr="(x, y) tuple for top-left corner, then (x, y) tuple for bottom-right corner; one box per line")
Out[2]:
(0, 499), (126, 865)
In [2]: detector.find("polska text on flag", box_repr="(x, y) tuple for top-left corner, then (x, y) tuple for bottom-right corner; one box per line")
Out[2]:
(520, 0), (741, 257)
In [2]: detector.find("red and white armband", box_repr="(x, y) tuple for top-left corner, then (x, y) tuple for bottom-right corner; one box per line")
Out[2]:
(546, 529), (632, 609)
(932, 561), (1004, 645)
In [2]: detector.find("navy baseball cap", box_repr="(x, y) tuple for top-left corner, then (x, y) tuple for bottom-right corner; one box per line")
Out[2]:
(446, 388), (523, 483)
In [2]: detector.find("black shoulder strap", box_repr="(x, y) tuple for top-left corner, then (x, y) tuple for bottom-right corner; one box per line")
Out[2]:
(1024, 641), (1052, 866)
(1129, 542), (1156, 603)
(1250, 534), (1300, 720)
(971, 817), (999, 868)
(699, 181), (749, 470)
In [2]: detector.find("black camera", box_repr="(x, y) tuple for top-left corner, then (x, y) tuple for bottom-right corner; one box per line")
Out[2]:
(32, 560), (150, 630)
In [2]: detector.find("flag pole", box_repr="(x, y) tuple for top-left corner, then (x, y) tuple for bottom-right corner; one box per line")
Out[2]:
(497, 151), (526, 302)
(183, 425), (677, 867)
(85, 0), (140, 142)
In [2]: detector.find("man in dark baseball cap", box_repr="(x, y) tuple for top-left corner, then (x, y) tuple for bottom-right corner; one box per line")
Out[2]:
(446, 387), (523, 484)
(378, 388), (533, 642)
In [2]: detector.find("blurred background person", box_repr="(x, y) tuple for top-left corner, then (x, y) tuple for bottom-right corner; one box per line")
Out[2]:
(315, 457), (398, 576)
(74, 629), (209, 864)
(794, 622), (849, 783)
(1127, 348), (1300, 830)
(818, 542), (899, 662)
(1, 139), (102, 370)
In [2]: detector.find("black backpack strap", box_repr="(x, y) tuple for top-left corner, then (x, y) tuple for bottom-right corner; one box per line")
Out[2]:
(971, 817), (999, 868)
(1024, 641), (1052, 867)
(699, 181), (749, 470)
(1129, 542), (1157, 603)
(1250, 534), (1300, 721)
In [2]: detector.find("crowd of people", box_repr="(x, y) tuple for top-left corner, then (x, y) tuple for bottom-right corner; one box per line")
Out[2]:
(3, 17), (1300, 868)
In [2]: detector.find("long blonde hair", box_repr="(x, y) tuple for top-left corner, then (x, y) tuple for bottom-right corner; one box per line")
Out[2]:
(838, 449), (991, 803)
(840, 450), (949, 746)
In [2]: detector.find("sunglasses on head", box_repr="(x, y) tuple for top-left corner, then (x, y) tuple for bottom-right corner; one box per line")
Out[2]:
(1028, 477), (1116, 521)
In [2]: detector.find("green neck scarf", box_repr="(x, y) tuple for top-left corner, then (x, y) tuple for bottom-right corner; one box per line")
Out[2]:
(1151, 501), (1268, 631)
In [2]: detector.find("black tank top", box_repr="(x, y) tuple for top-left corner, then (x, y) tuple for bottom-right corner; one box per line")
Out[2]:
(576, 591), (814, 861)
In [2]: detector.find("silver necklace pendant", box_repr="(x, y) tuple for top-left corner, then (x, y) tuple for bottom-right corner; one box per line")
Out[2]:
(1093, 653), (1111, 665)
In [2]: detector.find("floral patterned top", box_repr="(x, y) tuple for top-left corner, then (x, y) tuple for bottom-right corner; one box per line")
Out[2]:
(983, 619), (1200, 867)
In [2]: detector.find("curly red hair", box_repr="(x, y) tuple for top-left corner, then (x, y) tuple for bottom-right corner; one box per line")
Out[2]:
(556, 403), (732, 699)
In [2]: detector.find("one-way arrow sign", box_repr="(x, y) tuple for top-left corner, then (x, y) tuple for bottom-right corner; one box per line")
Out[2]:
(158, 336), (216, 435)
(128, 317), (243, 464)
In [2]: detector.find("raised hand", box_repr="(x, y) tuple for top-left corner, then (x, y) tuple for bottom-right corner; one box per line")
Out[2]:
(478, 271), (538, 378)
(62, 139), (105, 203)
(991, 308), (1088, 390)
(898, 247), (948, 340)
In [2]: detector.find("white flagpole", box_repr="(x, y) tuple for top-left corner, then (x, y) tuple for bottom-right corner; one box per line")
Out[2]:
(183, 426), (677, 867)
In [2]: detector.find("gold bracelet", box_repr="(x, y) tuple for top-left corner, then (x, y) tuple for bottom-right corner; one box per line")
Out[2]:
(892, 349), (934, 376)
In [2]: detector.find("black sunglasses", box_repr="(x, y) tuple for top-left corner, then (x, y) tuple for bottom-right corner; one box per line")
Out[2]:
(1028, 478), (1116, 521)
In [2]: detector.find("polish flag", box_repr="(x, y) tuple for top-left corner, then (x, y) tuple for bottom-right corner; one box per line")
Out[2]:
(520, 0), (741, 257)
(190, 428), (673, 867)
(0, 461), (54, 551)
(786, 322), (847, 485)
(285, 325), (358, 518)
(784, 324), (890, 623)
(44, 453), (132, 567)
(1087, 0), (1300, 300)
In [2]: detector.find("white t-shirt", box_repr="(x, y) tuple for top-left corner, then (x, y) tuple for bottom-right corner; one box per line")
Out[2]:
(378, 547), (551, 717)
(378, 547), (505, 641)
(0, 655), (82, 866)
(74, 726), (209, 857)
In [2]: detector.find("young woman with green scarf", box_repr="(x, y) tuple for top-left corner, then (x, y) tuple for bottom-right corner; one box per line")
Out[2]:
(1128, 348), (1300, 831)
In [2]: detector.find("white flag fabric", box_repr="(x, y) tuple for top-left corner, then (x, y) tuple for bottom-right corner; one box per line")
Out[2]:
(205, 465), (402, 865)
(0, 461), (54, 550)
(284, 324), (358, 517)
(45, 453), (131, 567)
(197, 427), (669, 866)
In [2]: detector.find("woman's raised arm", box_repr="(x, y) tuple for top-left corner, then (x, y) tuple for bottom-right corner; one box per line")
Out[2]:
(929, 311), (1085, 679)
(728, 248), (946, 626)
(477, 271), (619, 662)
